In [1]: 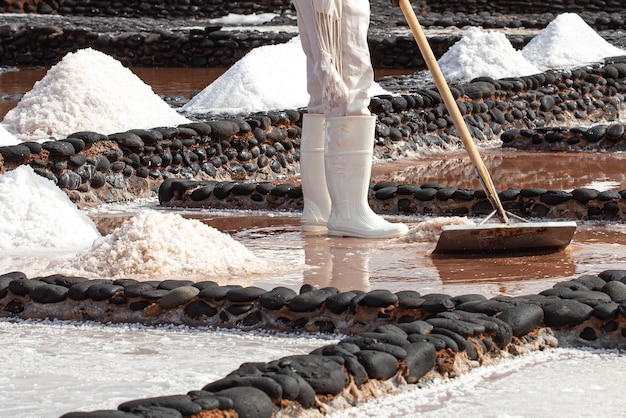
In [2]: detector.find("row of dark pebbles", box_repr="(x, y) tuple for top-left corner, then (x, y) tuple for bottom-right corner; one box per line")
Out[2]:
(2, 269), (625, 417)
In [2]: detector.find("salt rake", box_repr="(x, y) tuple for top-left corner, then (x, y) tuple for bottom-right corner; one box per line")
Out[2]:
(398, 0), (577, 255)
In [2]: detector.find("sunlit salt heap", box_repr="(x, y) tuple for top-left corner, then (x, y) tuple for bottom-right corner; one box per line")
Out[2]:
(0, 165), (101, 251)
(522, 13), (626, 70)
(181, 37), (390, 115)
(0, 124), (19, 146)
(1, 48), (190, 143)
(439, 27), (541, 82)
(57, 210), (268, 282)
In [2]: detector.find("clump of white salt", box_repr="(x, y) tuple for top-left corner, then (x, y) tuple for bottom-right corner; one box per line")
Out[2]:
(0, 124), (19, 146)
(1, 48), (190, 142)
(180, 37), (390, 115)
(522, 13), (626, 70)
(0, 165), (101, 251)
(439, 27), (541, 82)
(56, 210), (268, 282)
(403, 217), (476, 243)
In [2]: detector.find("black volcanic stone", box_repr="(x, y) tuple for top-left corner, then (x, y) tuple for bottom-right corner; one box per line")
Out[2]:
(572, 188), (599, 203)
(260, 373), (300, 401)
(431, 327), (478, 359)
(215, 386), (273, 418)
(592, 302), (619, 320)
(87, 284), (123, 301)
(540, 190), (572, 205)
(0, 145), (31, 161)
(404, 341), (437, 383)
(542, 299), (593, 327)
(60, 411), (137, 417)
(8, 278), (45, 297)
(342, 355), (369, 386)
(599, 270), (626, 282)
(184, 300), (217, 319)
(426, 317), (482, 337)
(498, 304), (544, 337)
(158, 280), (195, 290)
(118, 395), (202, 416)
(601, 281), (626, 302)
(226, 286), (267, 303)
(324, 291), (360, 314)
(193, 281), (219, 291)
(53, 275), (89, 287)
(199, 285), (242, 301)
(30, 283), (69, 303)
(259, 287), (297, 310)
(359, 289), (398, 308)
(204, 376), (283, 401)
(396, 321), (433, 335)
(573, 274), (607, 290)
(289, 288), (339, 312)
(355, 350), (398, 380)
(421, 294), (455, 313)
(395, 290), (424, 309)
(68, 281), (97, 300)
(42, 141), (76, 158)
(357, 331), (410, 348)
(124, 283), (155, 298)
(160, 286), (200, 309)
(268, 355), (347, 395)
(141, 289), (170, 300)
(342, 336), (407, 359)
(414, 187), (438, 201)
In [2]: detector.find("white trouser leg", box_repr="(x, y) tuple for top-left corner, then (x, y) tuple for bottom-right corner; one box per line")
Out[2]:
(300, 113), (331, 233)
(325, 115), (408, 238)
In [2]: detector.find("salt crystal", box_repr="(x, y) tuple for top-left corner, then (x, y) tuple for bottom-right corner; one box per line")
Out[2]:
(439, 27), (541, 83)
(181, 37), (390, 115)
(0, 124), (19, 146)
(522, 13), (626, 70)
(0, 165), (100, 251)
(1, 48), (190, 142)
(56, 210), (270, 282)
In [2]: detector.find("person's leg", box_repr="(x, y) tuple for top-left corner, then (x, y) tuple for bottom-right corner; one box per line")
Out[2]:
(294, 0), (331, 233)
(323, 0), (408, 238)
(325, 115), (408, 238)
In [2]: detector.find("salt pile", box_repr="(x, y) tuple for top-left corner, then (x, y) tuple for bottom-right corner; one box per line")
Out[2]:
(56, 210), (270, 282)
(438, 13), (626, 83)
(522, 13), (626, 70)
(180, 37), (390, 115)
(439, 27), (541, 82)
(0, 124), (19, 146)
(0, 165), (100, 251)
(1, 48), (190, 142)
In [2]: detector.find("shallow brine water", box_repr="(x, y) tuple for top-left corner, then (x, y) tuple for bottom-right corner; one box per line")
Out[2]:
(2, 66), (626, 417)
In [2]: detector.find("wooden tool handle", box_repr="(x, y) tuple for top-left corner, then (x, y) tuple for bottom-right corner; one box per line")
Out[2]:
(398, 0), (508, 223)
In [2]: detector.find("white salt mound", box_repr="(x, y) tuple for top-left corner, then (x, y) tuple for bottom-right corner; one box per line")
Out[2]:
(181, 37), (391, 115)
(0, 124), (19, 145)
(522, 13), (626, 70)
(58, 210), (268, 282)
(439, 27), (541, 83)
(1, 48), (190, 142)
(0, 165), (100, 251)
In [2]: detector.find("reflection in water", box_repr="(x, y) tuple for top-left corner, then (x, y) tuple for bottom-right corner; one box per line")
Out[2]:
(376, 150), (626, 191)
(302, 236), (371, 292)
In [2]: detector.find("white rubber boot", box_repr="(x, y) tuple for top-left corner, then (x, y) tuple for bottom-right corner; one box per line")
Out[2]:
(300, 113), (331, 234)
(325, 115), (409, 239)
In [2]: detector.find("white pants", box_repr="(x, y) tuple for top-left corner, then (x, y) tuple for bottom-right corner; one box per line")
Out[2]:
(293, 0), (374, 117)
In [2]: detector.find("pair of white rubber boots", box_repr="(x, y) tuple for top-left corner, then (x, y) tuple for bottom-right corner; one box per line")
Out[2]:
(300, 114), (409, 238)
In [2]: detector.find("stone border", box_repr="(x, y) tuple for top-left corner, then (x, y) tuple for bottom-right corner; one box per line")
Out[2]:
(1, 269), (625, 417)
